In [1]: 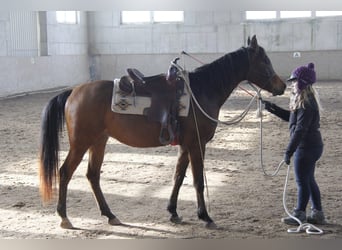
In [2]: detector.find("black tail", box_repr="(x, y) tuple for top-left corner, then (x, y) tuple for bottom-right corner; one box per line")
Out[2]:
(39, 89), (72, 202)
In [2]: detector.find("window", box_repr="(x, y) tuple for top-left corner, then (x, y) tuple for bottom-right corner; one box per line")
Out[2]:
(316, 11), (342, 17)
(280, 11), (311, 19)
(246, 11), (342, 21)
(121, 11), (184, 24)
(121, 11), (150, 23)
(246, 11), (277, 20)
(153, 11), (184, 23)
(56, 11), (79, 24)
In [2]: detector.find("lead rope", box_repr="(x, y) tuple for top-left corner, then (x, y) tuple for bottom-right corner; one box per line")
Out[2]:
(185, 72), (323, 234)
(256, 95), (324, 235)
(189, 96), (211, 212)
(175, 56), (323, 235)
(282, 162), (324, 235)
(256, 97), (284, 177)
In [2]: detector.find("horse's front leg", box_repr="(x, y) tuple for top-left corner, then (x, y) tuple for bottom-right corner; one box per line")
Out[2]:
(167, 146), (189, 223)
(189, 145), (216, 229)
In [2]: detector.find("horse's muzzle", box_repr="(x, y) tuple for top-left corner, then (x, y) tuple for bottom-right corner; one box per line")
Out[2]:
(272, 75), (286, 96)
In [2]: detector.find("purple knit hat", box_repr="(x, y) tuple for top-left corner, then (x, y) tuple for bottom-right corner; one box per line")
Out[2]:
(287, 63), (316, 91)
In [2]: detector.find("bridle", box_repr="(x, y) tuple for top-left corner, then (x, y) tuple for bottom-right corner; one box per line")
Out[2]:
(172, 59), (260, 126)
(244, 46), (277, 93)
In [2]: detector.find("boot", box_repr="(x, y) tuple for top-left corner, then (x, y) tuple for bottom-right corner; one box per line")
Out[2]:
(307, 208), (326, 225)
(281, 209), (306, 225)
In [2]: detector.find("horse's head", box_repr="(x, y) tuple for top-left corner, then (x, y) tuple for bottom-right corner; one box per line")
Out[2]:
(246, 35), (286, 96)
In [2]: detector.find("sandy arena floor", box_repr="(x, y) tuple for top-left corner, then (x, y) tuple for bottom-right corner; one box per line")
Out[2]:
(0, 81), (341, 239)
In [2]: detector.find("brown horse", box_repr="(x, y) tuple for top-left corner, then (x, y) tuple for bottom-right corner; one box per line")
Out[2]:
(39, 35), (286, 229)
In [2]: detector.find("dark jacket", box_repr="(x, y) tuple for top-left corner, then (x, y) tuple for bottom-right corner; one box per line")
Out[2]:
(264, 95), (323, 159)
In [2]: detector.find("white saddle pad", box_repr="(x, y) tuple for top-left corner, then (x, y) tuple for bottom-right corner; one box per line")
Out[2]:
(111, 79), (190, 117)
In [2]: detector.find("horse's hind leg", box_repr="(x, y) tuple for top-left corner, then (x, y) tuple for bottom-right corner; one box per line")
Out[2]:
(57, 147), (87, 229)
(167, 146), (189, 223)
(86, 135), (121, 226)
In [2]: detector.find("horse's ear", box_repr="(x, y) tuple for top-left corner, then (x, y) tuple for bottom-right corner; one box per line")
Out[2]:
(247, 36), (251, 46)
(249, 35), (258, 49)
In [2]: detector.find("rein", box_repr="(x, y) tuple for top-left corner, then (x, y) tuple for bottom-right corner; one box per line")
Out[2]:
(173, 61), (259, 126)
(177, 52), (324, 235)
(256, 90), (323, 235)
(256, 91), (324, 235)
(172, 58), (261, 215)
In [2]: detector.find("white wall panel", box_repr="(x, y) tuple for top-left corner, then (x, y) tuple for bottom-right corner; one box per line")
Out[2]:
(8, 11), (38, 56)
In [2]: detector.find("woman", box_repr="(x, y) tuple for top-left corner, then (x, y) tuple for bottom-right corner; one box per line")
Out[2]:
(263, 63), (326, 225)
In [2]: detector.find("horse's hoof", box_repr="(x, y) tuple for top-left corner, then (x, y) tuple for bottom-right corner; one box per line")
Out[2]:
(205, 221), (218, 229)
(60, 218), (74, 229)
(108, 217), (122, 225)
(170, 215), (183, 224)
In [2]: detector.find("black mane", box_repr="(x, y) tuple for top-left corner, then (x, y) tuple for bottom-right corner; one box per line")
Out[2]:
(188, 47), (250, 104)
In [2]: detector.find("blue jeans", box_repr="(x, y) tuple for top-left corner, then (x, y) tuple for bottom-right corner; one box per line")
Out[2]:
(293, 146), (323, 211)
